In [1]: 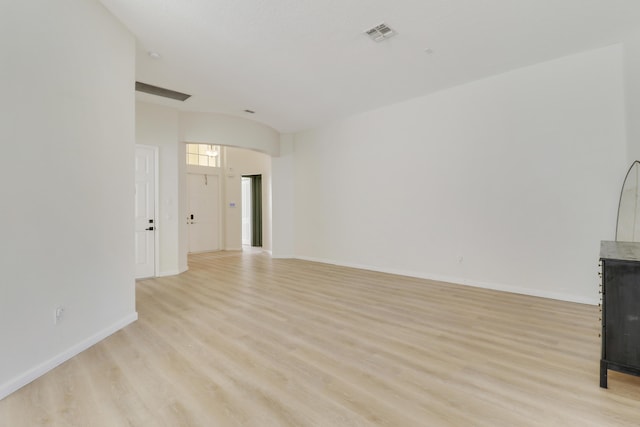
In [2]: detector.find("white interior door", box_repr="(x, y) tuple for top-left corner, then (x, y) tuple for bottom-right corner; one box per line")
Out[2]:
(241, 177), (252, 246)
(188, 173), (220, 253)
(135, 145), (156, 278)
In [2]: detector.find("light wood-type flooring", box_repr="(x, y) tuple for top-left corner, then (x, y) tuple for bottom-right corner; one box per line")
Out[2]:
(2, 250), (640, 426)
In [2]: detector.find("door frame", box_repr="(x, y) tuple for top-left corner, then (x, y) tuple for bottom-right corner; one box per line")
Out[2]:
(242, 174), (262, 247)
(241, 176), (252, 246)
(136, 144), (160, 277)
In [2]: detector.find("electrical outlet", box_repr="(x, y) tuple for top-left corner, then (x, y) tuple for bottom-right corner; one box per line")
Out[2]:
(54, 307), (64, 324)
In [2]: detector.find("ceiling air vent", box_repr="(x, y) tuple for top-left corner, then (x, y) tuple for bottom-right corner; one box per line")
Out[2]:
(365, 23), (397, 42)
(135, 81), (191, 101)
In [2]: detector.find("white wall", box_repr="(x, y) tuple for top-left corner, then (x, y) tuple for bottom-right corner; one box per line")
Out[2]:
(624, 30), (640, 163)
(136, 103), (184, 276)
(271, 135), (295, 257)
(293, 45), (627, 304)
(180, 112), (280, 156)
(225, 147), (273, 251)
(0, 0), (136, 398)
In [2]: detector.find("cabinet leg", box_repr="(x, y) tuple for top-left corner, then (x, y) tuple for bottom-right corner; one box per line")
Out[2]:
(600, 360), (608, 388)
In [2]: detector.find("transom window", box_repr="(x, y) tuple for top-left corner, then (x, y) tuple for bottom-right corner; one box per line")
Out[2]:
(186, 144), (220, 167)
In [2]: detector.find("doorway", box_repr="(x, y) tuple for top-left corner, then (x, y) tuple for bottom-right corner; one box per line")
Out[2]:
(187, 172), (221, 253)
(241, 177), (252, 246)
(242, 174), (262, 247)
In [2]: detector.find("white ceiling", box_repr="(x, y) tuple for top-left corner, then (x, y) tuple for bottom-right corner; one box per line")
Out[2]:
(99, 0), (640, 133)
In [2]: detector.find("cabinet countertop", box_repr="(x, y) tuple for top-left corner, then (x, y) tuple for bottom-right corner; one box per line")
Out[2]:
(600, 241), (640, 262)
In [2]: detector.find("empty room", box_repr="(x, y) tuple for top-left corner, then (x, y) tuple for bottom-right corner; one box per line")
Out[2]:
(2, 0), (640, 425)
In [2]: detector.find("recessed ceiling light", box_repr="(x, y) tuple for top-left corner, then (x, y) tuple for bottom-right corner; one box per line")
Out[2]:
(244, 109), (255, 114)
(148, 51), (161, 59)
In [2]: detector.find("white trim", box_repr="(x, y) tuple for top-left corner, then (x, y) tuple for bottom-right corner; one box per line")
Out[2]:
(0, 312), (138, 400)
(295, 256), (597, 305)
(225, 247), (243, 251)
(153, 146), (160, 277)
(158, 269), (181, 277)
(271, 253), (294, 259)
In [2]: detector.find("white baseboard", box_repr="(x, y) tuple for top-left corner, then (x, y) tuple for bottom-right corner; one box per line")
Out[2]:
(271, 253), (294, 259)
(158, 269), (180, 277)
(0, 312), (138, 400)
(294, 256), (597, 305)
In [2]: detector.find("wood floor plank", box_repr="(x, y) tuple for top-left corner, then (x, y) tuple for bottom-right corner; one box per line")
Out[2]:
(2, 250), (640, 426)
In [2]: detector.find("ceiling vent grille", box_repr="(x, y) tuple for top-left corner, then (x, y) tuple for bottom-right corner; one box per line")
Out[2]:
(135, 81), (191, 101)
(365, 23), (397, 42)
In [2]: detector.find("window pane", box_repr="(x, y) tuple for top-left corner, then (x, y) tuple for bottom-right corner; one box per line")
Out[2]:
(186, 144), (221, 166)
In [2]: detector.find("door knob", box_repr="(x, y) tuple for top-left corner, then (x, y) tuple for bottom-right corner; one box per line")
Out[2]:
(146, 226), (154, 231)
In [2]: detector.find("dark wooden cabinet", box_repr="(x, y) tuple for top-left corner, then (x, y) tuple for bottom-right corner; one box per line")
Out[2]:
(600, 241), (640, 388)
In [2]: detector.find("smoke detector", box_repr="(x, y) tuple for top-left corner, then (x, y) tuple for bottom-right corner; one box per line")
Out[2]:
(365, 23), (397, 42)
